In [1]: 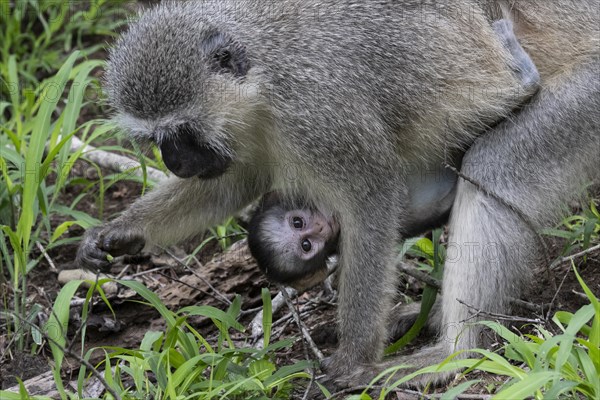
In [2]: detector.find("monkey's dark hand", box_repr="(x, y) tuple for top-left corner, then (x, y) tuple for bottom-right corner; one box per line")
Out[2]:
(76, 225), (146, 271)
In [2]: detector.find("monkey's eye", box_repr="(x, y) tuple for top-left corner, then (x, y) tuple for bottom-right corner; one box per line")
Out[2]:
(301, 239), (312, 253)
(292, 217), (304, 229)
(215, 50), (232, 70)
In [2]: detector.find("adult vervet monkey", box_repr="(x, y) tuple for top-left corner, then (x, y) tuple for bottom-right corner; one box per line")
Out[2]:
(77, 0), (600, 387)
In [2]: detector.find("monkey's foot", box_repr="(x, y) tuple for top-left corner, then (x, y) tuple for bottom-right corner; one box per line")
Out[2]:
(320, 343), (457, 394)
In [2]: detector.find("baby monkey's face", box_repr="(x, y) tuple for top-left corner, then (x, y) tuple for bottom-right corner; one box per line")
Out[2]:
(278, 208), (340, 263)
(264, 207), (339, 291)
(247, 193), (341, 291)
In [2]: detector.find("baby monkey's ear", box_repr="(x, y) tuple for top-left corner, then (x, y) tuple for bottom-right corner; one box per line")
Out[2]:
(260, 191), (284, 208)
(202, 31), (250, 77)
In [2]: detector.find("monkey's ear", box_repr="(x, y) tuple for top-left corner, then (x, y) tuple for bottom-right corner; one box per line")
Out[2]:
(203, 31), (250, 77)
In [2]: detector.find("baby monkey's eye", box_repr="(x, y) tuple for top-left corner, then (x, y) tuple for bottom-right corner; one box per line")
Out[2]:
(292, 216), (304, 229)
(301, 239), (312, 252)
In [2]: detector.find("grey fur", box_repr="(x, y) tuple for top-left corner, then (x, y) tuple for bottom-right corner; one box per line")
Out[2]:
(77, 0), (600, 389)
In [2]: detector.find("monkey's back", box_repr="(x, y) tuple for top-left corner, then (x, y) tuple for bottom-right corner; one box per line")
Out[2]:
(115, 0), (598, 165)
(210, 0), (598, 158)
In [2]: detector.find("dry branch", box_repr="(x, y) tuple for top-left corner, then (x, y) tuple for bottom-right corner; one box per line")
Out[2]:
(70, 136), (166, 182)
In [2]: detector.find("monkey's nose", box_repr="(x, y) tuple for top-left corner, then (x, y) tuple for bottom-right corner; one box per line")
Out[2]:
(313, 221), (328, 235)
(163, 156), (182, 174)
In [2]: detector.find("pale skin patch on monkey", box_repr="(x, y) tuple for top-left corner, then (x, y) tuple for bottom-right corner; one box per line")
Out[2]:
(251, 206), (337, 291)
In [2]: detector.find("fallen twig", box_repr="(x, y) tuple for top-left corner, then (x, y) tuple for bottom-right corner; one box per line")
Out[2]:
(550, 243), (600, 270)
(36, 241), (58, 272)
(457, 299), (543, 324)
(70, 135), (166, 182)
(279, 284), (325, 361)
(545, 267), (571, 320)
(509, 298), (544, 314)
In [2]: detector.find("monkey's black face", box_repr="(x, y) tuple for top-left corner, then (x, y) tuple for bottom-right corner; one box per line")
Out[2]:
(159, 125), (232, 179)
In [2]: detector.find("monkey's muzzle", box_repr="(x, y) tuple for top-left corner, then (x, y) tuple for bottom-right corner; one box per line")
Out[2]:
(159, 132), (232, 179)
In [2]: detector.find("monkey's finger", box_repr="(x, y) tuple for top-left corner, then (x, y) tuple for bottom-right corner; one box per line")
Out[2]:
(76, 244), (112, 272)
(100, 233), (146, 257)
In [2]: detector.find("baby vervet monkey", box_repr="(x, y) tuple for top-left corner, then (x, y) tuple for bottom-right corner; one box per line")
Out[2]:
(248, 19), (540, 291)
(247, 185), (451, 291)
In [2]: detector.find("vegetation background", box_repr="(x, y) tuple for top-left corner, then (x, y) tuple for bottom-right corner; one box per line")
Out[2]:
(0, 1), (598, 399)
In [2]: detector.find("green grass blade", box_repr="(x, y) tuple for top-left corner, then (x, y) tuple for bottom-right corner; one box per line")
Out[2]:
(261, 288), (272, 348)
(577, 338), (600, 372)
(543, 381), (579, 400)
(118, 280), (176, 327)
(263, 360), (313, 387)
(555, 304), (594, 373)
(440, 380), (481, 400)
(6, 55), (20, 115)
(16, 51), (79, 251)
(574, 347), (599, 395)
(179, 305), (245, 332)
(493, 372), (557, 399)
(573, 265), (600, 346)
(43, 279), (86, 398)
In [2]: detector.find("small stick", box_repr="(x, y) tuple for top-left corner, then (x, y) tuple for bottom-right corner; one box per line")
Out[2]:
(550, 244), (600, 270)
(279, 285), (325, 361)
(69, 135), (165, 182)
(457, 299), (543, 324)
(36, 241), (57, 272)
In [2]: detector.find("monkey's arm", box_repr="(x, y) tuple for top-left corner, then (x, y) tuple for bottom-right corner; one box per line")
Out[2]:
(77, 166), (267, 270)
(492, 19), (540, 90)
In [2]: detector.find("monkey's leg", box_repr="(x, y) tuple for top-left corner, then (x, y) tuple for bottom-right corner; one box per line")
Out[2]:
(391, 19), (542, 341)
(77, 166), (267, 270)
(387, 58), (600, 386)
(320, 182), (406, 385)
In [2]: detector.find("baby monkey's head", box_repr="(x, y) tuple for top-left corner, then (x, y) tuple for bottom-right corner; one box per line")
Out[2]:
(248, 193), (340, 291)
